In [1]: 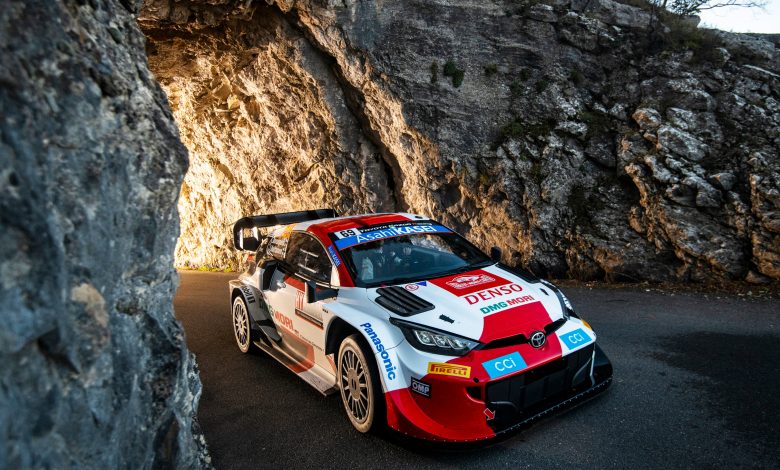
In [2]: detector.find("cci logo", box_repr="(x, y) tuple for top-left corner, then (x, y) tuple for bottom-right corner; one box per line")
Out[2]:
(482, 351), (527, 380)
(560, 328), (592, 350)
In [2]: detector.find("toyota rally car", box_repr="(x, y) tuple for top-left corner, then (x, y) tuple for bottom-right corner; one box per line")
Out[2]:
(229, 209), (612, 441)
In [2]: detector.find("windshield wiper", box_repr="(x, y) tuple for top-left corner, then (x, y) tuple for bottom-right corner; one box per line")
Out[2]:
(374, 276), (423, 288)
(417, 260), (495, 282)
(447, 260), (494, 275)
(469, 260), (495, 269)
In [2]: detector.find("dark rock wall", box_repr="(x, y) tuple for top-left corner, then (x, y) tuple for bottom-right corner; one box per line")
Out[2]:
(143, 0), (779, 283)
(0, 1), (207, 467)
(284, 0), (780, 283)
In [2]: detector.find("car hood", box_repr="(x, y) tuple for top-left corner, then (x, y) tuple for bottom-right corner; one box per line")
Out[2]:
(366, 264), (565, 343)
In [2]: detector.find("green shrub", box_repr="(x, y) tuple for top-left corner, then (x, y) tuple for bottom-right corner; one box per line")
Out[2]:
(534, 79), (549, 93)
(568, 184), (590, 227)
(443, 60), (465, 88)
(517, 0), (545, 17)
(510, 80), (524, 98)
(443, 60), (458, 76)
(484, 63), (498, 76)
(529, 119), (556, 138)
(578, 110), (611, 139)
(518, 68), (531, 81)
(498, 118), (556, 143)
(430, 61), (438, 83)
(645, 8), (724, 63)
(452, 70), (465, 87)
(666, 19), (706, 50)
(529, 162), (546, 185)
(500, 119), (526, 140)
(689, 30), (725, 64)
(569, 69), (584, 85)
(568, 183), (605, 227)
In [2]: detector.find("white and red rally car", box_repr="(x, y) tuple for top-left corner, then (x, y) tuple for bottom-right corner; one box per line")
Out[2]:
(229, 209), (612, 441)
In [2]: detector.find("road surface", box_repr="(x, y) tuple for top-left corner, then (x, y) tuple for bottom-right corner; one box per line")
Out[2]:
(174, 271), (779, 469)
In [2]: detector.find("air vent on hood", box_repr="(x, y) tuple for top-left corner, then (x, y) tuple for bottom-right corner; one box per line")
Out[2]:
(375, 286), (434, 317)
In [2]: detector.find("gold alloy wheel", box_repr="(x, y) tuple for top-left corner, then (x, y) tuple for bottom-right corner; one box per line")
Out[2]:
(232, 296), (250, 353)
(338, 335), (377, 432)
(340, 348), (369, 423)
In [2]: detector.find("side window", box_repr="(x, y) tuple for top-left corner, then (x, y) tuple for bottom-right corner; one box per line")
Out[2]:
(268, 235), (289, 260)
(284, 233), (307, 268)
(285, 233), (332, 283)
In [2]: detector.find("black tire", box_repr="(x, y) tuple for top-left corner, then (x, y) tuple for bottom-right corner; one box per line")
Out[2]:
(337, 334), (385, 433)
(231, 295), (254, 353)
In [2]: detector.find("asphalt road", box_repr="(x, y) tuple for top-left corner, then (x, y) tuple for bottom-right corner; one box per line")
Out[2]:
(174, 271), (780, 469)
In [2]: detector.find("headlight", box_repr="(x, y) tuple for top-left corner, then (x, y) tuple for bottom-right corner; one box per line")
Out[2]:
(390, 318), (480, 356)
(540, 279), (573, 320)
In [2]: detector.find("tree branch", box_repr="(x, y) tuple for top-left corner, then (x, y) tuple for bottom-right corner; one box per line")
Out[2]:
(695, 0), (766, 12)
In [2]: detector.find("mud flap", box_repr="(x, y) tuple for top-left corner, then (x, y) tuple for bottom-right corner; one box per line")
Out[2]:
(252, 300), (282, 344)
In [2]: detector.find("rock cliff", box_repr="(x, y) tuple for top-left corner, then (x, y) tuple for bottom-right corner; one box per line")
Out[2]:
(141, 0), (779, 283)
(0, 1), (207, 467)
(1, 0), (777, 466)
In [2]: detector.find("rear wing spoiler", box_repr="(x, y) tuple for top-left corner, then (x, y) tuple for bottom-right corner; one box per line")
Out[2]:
(232, 208), (338, 251)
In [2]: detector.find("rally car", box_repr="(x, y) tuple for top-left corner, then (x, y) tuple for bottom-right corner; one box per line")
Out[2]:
(229, 209), (612, 441)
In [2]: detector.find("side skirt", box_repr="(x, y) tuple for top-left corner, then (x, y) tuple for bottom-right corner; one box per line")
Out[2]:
(254, 340), (338, 396)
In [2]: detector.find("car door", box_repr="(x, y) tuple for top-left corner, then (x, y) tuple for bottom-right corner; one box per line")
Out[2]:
(265, 231), (334, 369)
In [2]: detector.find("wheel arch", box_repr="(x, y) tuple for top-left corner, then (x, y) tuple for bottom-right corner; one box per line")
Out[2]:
(325, 316), (360, 356)
(322, 305), (406, 394)
(228, 280), (263, 323)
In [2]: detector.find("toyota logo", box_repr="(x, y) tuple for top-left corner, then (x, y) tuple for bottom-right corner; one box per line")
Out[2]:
(530, 331), (546, 348)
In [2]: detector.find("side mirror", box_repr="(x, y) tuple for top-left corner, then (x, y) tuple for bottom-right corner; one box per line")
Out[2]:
(490, 246), (502, 262)
(305, 280), (338, 303)
(238, 236), (260, 252)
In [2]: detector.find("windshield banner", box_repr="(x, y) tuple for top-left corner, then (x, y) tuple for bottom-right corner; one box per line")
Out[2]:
(333, 223), (452, 250)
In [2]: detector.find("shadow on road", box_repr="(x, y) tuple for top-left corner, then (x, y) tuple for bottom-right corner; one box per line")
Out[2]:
(653, 332), (780, 455)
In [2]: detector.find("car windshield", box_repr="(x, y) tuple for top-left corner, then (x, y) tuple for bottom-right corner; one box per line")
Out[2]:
(338, 231), (492, 287)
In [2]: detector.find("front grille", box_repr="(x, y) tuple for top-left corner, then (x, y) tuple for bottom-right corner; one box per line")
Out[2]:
(480, 318), (568, 350)
(481, 333), (528, 349)
(485, 345), (594, 429)
(544, 318), (566, 335)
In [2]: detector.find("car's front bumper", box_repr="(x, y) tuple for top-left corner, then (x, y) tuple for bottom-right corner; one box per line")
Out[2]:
(383, 342), (613, 442)
(486, 343), (613, 438)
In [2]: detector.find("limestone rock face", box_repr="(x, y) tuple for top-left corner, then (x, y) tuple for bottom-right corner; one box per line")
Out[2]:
(143, 9), (395, 268)
(142, 0), (779, 282)
(0, 1), (207, 467)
